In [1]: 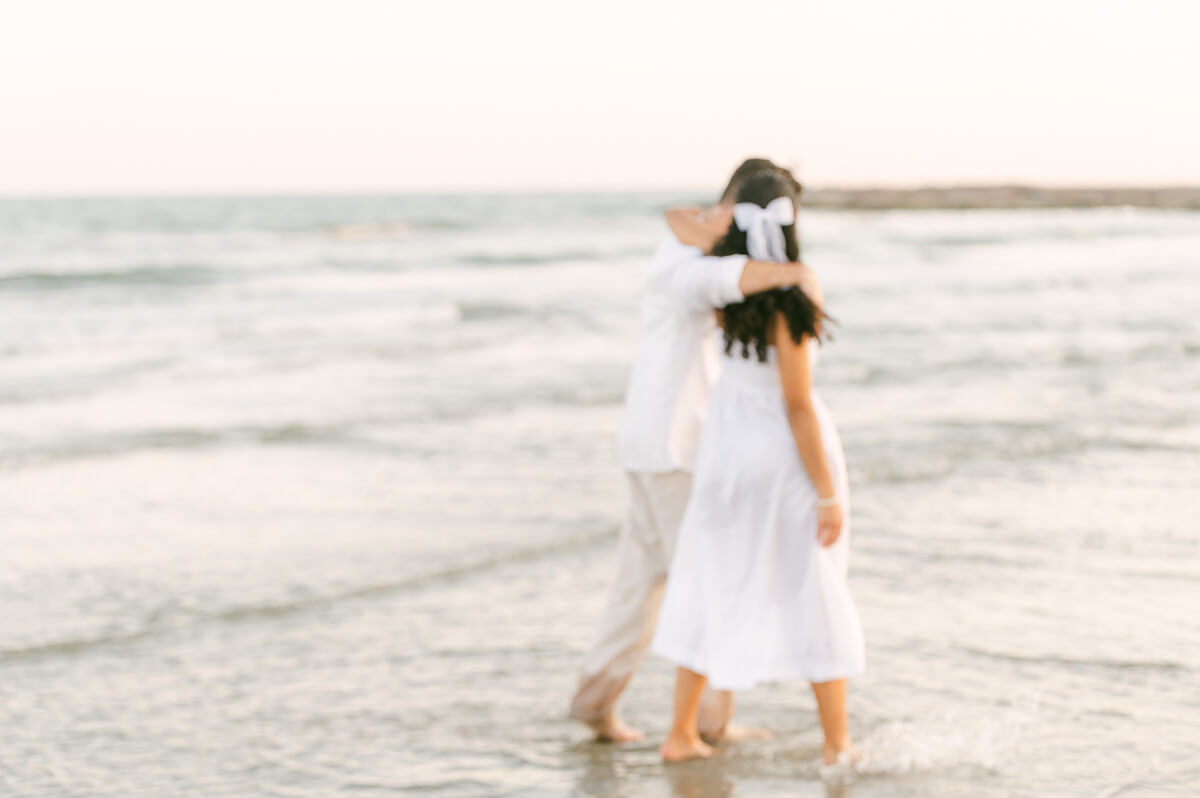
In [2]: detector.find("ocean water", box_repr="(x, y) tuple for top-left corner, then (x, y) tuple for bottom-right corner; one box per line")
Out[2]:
(1, 194), (1198, 797)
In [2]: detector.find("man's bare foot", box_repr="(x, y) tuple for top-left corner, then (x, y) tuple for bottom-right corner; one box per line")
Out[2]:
(718, 722), (773, 742)
(660, 733), (714, 762)
(590, 714), (645, 743)
(822, 737), (860, 766)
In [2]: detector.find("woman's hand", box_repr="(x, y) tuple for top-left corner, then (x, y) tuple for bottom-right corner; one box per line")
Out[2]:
(817, 503), (843, 547)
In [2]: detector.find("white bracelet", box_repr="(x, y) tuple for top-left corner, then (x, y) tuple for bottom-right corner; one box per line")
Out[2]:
(817, 496), (840, 509)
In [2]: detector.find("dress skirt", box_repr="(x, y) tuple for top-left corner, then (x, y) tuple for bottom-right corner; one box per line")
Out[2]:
(651, 349), (866, 690)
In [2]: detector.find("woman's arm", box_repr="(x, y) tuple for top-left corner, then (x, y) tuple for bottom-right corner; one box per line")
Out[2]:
(775, 312), (843, 546)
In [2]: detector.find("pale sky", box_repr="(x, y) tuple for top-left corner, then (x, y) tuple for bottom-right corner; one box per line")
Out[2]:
(2, 0), (1197, 194)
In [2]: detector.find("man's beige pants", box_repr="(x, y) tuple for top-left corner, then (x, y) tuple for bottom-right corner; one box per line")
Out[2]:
(570, 470), (732, 738)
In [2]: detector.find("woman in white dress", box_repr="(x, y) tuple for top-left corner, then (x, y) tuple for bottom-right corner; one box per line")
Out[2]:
(651, 170), (865, 763)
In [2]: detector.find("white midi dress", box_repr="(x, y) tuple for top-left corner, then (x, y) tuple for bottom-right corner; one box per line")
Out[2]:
(651, 340), (865, 690)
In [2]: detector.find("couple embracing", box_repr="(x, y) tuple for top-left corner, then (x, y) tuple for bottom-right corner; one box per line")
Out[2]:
(569, 159), (865, 763)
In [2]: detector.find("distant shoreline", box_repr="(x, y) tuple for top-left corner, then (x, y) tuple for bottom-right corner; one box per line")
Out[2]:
(800, 186), (1200, 210)
(3, 186), (1200, 210)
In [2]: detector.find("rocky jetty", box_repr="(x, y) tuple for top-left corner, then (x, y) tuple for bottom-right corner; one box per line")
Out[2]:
(802, 186), (1200, 210)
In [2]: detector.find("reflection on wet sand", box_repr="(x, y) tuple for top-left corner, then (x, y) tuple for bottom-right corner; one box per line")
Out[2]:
(572, 737), (858, 798)
(663, 759), (735, 798)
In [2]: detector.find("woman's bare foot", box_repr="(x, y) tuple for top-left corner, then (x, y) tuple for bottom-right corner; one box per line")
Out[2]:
(660, 733), (715, 762)
(590, 714), (645, 743)
(822, 736), (860, 766)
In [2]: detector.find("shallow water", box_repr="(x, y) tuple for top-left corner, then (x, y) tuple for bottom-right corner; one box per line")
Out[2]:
(1, 194), (1198, 796)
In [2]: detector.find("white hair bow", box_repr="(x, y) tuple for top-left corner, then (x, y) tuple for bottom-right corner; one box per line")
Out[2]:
(733, 196), (795, 262)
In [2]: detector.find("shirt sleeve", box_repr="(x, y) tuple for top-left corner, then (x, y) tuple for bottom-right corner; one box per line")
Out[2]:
(663, 249), (748, 312)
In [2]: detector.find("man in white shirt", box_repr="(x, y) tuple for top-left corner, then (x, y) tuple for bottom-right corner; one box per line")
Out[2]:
(570, 160), (813, 742)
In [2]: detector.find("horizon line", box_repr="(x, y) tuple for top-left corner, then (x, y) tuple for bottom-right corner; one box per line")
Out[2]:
(4, 182), (1200, 201)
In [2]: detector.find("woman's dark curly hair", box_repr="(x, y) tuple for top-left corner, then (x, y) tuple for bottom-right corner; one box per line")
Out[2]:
(712, 170), (829, 362)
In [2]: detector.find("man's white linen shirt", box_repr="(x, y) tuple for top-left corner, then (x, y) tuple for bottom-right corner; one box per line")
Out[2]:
(617, 234), (747, 473)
